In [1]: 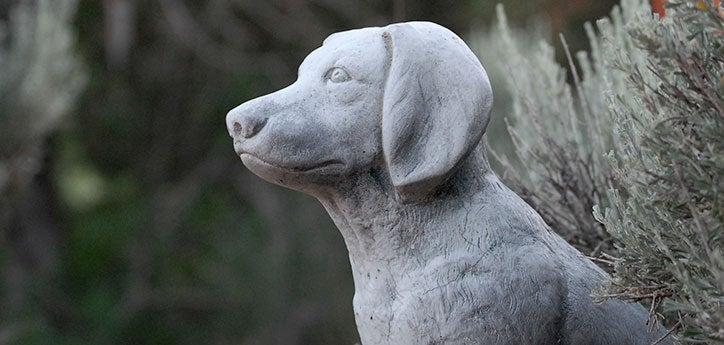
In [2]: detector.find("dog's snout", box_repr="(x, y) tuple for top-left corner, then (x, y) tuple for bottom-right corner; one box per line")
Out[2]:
(227, 109), (268, 139)
(235, 116), (268, 139)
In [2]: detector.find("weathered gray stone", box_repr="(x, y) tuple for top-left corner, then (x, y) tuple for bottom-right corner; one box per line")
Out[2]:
(226, 21), (670, 345)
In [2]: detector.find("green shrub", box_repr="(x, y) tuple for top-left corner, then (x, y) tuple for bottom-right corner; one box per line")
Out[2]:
(595, 1), (723, 342)
(482, 1), (723, 342)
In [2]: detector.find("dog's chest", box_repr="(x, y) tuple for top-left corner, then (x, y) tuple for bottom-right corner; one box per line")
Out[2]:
(350, 249), (567, 345)
(351, 255), (501, 345)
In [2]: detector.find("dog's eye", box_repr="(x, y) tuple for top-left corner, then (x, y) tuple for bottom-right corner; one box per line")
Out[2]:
(326, 67), (351, 83)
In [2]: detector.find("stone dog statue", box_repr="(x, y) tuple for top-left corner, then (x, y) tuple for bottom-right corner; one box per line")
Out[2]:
(226, 22), (670, 345)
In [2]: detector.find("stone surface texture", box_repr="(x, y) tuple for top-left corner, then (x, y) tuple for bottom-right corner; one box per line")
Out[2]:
(226, 21), (670, 345)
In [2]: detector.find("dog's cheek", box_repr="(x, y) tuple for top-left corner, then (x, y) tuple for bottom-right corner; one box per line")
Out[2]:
(342, 125), (382, 170)
(329, 83), (366, 105)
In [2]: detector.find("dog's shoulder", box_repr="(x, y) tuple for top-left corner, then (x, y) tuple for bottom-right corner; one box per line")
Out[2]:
(390, 246), (568, 344)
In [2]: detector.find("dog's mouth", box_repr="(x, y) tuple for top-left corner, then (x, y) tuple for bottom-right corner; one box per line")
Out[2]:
(239, 153), (345, 173)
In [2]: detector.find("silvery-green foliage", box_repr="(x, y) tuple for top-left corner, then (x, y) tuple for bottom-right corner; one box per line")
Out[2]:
(0, 0), (85, 198)
(485, 0), (722, 342)
(468, 15), (547, 177)
(485, 2), (651, 256)
(593, 1), (723, 342)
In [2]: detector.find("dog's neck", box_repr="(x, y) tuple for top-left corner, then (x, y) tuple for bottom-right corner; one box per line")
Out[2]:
(315, 143), (510, 272)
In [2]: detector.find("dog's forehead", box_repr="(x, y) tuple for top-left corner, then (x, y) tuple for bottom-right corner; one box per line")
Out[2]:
(323, 26), (382, 47)
(299, 27), (386, 75)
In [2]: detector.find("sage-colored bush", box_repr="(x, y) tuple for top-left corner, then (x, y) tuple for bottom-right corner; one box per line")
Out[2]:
(596, 1), (723, 342)
(482, 1), (722, 343)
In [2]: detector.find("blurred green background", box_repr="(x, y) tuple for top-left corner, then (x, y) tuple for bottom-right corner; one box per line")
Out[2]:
(0, 0), (618, 344)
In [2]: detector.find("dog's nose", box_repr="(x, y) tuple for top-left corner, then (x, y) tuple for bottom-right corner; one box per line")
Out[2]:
(227, 110), (268, 139)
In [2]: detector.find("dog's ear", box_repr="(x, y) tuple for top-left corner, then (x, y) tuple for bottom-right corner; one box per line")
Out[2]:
(381, 22), (493, 202)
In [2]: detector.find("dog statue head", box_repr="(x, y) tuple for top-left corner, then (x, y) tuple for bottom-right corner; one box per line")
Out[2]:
(226, 22), (493, 202)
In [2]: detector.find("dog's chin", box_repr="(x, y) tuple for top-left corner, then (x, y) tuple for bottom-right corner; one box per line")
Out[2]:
(240, 153), (347, 188)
